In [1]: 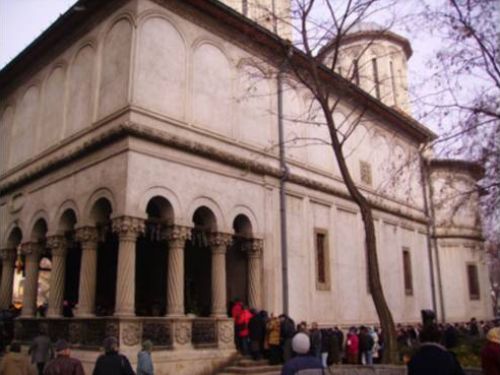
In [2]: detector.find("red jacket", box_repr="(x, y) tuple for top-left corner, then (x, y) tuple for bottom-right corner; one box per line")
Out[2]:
(481, 341), (500, 375)
(231, 302), (243, 321)
(346, 333), (359, 354)
(237, 309), (253, 338)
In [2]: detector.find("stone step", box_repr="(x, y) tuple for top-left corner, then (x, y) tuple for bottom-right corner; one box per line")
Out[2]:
(236, 359), (270, 367)
(222, 365), (282, 373)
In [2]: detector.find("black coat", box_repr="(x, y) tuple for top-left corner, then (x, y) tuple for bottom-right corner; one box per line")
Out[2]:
(93, 351), (135, 375)
(248, 314), (266, 341)
(408, 343), (465, 375)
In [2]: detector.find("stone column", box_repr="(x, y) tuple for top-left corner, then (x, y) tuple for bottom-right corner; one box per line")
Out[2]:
(46, 235), (67, 318)
(21, 242), (43, 317)
(0, 248), (17, 310)
(112, 216), (144, 317)
(75, 227), (98, 317)
(247, 239), (263, 310)
(208, 233), (232, 317)
(166, 225), (191, 317)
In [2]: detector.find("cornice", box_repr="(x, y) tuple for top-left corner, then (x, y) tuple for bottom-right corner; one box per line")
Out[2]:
(0, 120), (428, 225)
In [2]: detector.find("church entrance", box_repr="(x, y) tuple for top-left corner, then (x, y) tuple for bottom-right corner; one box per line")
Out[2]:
(226, 214), (253, 307)
(184, 207), (216, 317)
(135, 197), (170, 316)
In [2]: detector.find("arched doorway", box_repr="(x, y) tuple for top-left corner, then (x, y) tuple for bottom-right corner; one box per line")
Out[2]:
(136, 197), (172, 316)
(92, 198), (118, 316)
(59, 209), (80, 317)
(185, 206), (217, 317)
(226, 215), (253, 307)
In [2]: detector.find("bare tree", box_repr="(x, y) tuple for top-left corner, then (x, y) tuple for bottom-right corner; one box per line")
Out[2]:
(255, 0), (407, 363)
(413, 0), (500, 244)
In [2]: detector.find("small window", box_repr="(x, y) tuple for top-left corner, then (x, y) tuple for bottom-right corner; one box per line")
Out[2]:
(402, 248), (413, 296)
(359, 161), (372, 186)
(314, 230), (330, 290)
(467, 264), (480, 300)
(372, 58), (380, 99)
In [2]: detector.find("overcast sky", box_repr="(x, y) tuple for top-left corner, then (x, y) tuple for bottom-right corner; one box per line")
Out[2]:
(0, 0), (77, 69)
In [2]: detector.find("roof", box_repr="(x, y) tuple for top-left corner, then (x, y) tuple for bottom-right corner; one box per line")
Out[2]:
(0, 0), (435, 142)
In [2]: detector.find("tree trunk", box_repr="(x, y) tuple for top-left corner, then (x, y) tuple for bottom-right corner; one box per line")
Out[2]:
(322, 102), (398, 364)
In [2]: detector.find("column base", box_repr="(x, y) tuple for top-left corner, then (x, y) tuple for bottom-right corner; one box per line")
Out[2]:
(74, 312), (96, 318)
(46, 312), (63, 319)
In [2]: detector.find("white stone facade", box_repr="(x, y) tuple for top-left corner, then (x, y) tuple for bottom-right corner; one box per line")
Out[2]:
(0, 0), (493, 371)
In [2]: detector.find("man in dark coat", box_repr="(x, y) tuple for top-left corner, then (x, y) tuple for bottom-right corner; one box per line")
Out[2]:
(408, 324), (464, 375)
(43, 339), (84, 375)
(29, 326), (54, 375)
(93, 337), (135, 375)
(248, 309), (266, 360)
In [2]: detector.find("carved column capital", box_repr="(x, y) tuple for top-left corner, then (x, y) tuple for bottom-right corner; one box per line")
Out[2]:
(165, 225), (191, 248)
(112, 216), (145, 241)
(46, 235), (68, 257)
(75, 226), (98, 246)
(208, 232), (232, 254)
(20, 242), (43, 258)
(0, 248), (17, 263)
(248, 239), (264, 258)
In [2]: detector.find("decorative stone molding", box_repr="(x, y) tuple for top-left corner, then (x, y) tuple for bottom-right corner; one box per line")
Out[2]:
(218, 320), (233, 344)
(208, 232), (232, 254)
(0, 120), (429, 225)
(20, 242), (43, 257)
(174, 321), (192, 345)
(46, 235), (67, 257)
(248, 239), (263, 258)
(75, 227), (98, 245)
(122, 322), (141, 346)
(165, 225), (191, 248)
(112, 216), (145, 241)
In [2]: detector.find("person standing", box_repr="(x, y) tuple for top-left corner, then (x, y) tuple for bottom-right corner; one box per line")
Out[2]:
(266, 314), (281, 365)
(43, 340), (84, 375)
(248, 309), (266, 361)
(137, 340), (154, 375)
(481, 327), (500, 375)
(92, 337), (135, 375)
(0, 342), (36, 375)
(281, 333), (323, 375)
(309, 323), (322, 360)
(29, 326), (53, 375)
(408, 324), (464, 375)
(345, 327), (359, 364)
(358, 326), (374, 365)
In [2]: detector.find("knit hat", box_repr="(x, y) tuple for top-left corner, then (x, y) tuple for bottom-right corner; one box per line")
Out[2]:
(292, 332), (310, 354)
(54, 339), (69, 352)
(487, 327), (500, 344)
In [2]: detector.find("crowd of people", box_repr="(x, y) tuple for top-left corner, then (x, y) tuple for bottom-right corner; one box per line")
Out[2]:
(229, 300), (500, 374)
(0, 301), (499, 375)
(0, 325), (154, 375)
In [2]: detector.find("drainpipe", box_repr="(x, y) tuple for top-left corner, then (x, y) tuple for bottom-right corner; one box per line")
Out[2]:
(420, 150), (446, 322)
(419, 147), (437, 316)
(274, 1), (291, 316)
(278, 61), (290, 316)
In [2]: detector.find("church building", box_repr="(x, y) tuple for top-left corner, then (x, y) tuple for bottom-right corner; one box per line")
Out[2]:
(0, 0), (491, 373)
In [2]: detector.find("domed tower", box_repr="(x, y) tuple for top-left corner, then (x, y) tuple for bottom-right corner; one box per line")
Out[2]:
(219, 0), (292, 40)
(324, 23), (412, 114)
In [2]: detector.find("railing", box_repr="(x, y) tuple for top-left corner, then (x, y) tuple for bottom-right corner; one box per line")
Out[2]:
(14, 316), (234, 351)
